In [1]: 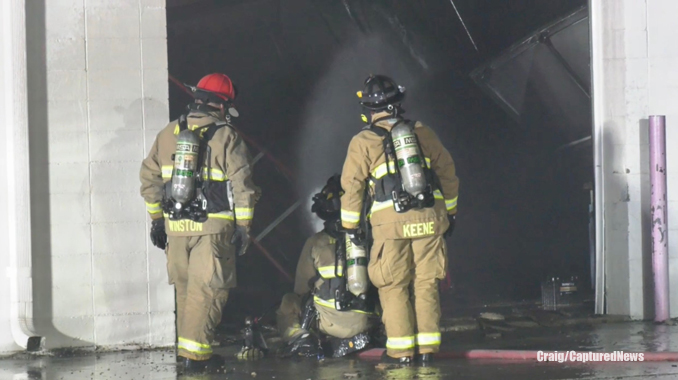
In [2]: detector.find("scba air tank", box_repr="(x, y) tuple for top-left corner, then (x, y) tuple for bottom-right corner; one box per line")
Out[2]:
(345, 234), (369, 296)
(171, 129), (201, 204)
(391, 123), (427, 199)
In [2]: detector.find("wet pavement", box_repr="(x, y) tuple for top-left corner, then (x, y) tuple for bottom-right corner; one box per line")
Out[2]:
(3, 322), (678, 379)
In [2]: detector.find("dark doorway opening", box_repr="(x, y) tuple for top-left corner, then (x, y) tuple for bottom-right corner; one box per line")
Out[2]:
(165, 0), (592, 324)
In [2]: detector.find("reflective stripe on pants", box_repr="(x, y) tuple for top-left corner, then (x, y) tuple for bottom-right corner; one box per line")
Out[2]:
(341, 209), (360, 224)
(416, 332), (441, 347)
(369, 236), (447, 357)
(169, 234), (234, 360)
(386, 336), (416, 350)
(178, 337), (213, 357)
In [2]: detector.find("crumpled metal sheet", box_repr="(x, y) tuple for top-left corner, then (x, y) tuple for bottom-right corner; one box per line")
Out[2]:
(330, 332), (371, 358)
(277, 332), (322, 359)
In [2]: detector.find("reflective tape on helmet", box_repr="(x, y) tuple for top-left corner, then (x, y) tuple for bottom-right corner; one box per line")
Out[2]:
(161, 165), (173, 179)
(145, 202), (162, 214)
(386, 336), (416, 350)
(234, 207), (254, 220)
(445, 196), (458, 211)
(318, 265), (343, 278)
(416, 332), (441, 346)
(341, 209), (360, 224)
(178, 337), (213, 355)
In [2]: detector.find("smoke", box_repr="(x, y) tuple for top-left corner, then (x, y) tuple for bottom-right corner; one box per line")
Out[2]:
(306, 185), (324, 233)
(296, 33), (423, 233)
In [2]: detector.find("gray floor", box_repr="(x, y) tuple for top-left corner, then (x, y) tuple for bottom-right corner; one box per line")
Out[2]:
(3, 322), (678, 380)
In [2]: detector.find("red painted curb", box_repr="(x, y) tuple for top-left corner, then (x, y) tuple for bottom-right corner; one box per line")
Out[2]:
(358, 348), (678, 362)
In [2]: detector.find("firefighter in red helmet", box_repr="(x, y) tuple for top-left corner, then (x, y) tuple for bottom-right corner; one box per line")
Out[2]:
(140, 73), (260, 373)
(197, 73), (236, 103)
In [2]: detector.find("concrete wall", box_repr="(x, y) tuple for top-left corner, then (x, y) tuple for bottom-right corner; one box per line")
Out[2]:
(1, 0), (172, 353)
(0, 53), (17, 351)
(0, 0), (24, 354)
(592, 0), (678, 319)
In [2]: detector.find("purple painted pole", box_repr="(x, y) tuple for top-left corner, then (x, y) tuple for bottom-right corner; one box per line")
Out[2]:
(650, 115), (670, 322)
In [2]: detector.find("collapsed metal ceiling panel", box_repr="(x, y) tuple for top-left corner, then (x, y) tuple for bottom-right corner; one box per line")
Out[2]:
(470, 6), (591, 145)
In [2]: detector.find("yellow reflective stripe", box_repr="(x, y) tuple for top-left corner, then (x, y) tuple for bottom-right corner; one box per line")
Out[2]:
(372, 157), (431, 179)
(370, 191), (442, 215)
(341, 209), (360, 224)
(369, 200), (393, 216)
(145, 202), (162, 214)
(386, 336), (416, 350)
(208, 211), (234, 220)
(313, 296), (374, 314)
(314, 296), (335, 309)
(162, 211), (234, 220)
(371, 161), (396, 179)
(318, 266), (343, 278)
(161, 165), (173, 179)
(234, 207), (254, 220)
(285, 326), (304, 338)
(416, 332), (441, 346)
(201, 168), (227, 181)
(178, 337), (213, 354)
(445, 196), (458, 211)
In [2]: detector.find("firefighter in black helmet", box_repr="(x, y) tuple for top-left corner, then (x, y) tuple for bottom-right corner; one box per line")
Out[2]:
(340, 74), (459, 364)
(358, 75), (406, 123)
(275, 175), (378, 358)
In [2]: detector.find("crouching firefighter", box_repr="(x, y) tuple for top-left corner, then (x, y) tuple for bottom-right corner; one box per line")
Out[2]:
(276, 175), (379, 358)
(139, 73), (261, 372)
(340, 75), (460, 364)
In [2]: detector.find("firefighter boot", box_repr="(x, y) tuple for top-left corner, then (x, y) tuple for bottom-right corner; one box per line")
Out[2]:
(418, 353), (434, 366)
(381, 351), (413, 365)
(182, 354), (225, 374)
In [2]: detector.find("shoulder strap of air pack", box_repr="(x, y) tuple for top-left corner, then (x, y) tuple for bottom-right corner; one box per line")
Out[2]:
(179, 115), (229, 144)
(363, 117), (411, 138)
(200, 121), (229, 143)
(364, 117), (412, 174)
(177, 114), (188, 133)
(182, 103), (231, 143)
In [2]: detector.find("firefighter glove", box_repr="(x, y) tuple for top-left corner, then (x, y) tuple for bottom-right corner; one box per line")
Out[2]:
(150, 218), (167, 250)
(231, 224), (251, 256)
(345, 228), (366, 247)
(444, 215), (456, 238)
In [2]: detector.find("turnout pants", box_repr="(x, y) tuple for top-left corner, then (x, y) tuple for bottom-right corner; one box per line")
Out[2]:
(276, 293), (371, 342)
(167, 233), (236, 360)
(368, 235), (447, 358)
(276, 293), (304, 342)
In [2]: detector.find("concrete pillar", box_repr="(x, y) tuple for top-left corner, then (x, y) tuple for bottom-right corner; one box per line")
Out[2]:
(3, 0), (172, 352)
(591, 0), (678, 319)
(0, 0), (33, 353)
